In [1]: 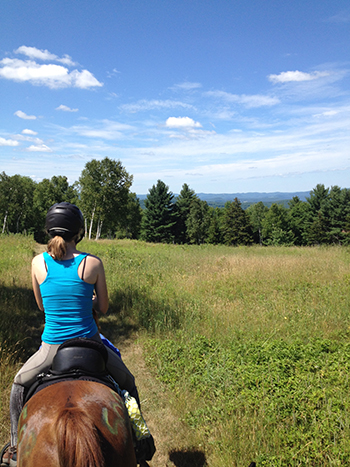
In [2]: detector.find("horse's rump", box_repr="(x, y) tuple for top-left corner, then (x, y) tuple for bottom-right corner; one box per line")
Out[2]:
(18, 380), (136, 467)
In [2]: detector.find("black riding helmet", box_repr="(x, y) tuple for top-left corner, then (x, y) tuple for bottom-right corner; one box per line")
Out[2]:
(46, 202), (84, 243)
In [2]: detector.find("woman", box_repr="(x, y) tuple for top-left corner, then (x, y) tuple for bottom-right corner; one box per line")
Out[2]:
(2, 202), (153, 466)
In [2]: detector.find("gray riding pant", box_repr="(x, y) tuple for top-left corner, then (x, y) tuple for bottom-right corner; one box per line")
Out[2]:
(14, 332), (135, 390)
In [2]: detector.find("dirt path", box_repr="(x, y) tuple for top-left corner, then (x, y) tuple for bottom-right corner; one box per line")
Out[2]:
(117, 337), (207, 467)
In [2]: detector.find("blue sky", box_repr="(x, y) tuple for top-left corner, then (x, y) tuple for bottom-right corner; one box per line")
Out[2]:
(1, 0), (349, 194)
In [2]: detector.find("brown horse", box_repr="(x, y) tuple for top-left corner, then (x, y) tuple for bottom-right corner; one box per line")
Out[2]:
(17, 380), (137, 467)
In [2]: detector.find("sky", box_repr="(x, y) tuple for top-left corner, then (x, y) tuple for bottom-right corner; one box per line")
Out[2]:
(0, 0), (349, 195)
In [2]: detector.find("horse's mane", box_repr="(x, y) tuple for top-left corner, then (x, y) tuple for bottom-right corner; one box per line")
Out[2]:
(55, 406), (104, 467)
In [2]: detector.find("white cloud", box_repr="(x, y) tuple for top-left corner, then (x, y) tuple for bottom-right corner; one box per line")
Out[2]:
(120, 99), (195, 113)
(313, 110), (339, 118)
(171, 81), (202, 91)
(268, 70), (330, 84)
(0, 52), (103, 89)
(15, 46), (75, 66)
(166, 116), (202, 129)
(71, 120), (135, 140)
(14, 110), (37, 120)
(206, 90), (279, 108)
(326, 10), (350, 23)
(0, 137), (19, 146)
(22, 129), (38, 135)
(13, 133), (44, 144)
(107, 68), (121, 78)
(26, 144), (52, 152)
(56, 105), (79, 112)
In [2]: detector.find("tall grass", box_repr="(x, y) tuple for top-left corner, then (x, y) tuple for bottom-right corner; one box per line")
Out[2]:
(83, 241), (350, 466)
(2, 237), (350, 465)
(0, 235), (39, 446)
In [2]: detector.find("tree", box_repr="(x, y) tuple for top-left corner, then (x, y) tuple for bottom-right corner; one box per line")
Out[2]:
(173, 183), (198, 244)
(261, 203), (294, 245)
(141, 180), (176, 243)
(306, 184), (329, 213)
(207, 207), (224, 245)
(306, 211), (329, 245)
(0, 172), (36, 234)
(246, 201), (268, 245)
(222, 198), (253, 246)
(325, 186), (350, 244)
(115, 192), (142, 239)
(287, 197), (310, 246)
(79, 158), (133, 240)
(33, 175), (79, 238)
(186, 198), (210, 244)
(304, 184), (331, 245)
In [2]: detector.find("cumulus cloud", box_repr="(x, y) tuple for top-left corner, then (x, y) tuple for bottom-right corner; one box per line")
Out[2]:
(26, 144), (52, 152)
(14, 110), (37, 120)
(166, 116), (202, 128)
(56, 104), (78, 112)
(206, 90), (279, 108)
(22, 129), (38, 135)
(0, 137), (19, 146)
(0, 47), (103, 89)
(268, 70), (330, 84)
(15, 46), (75, 66)
(120, 99), (195, 113)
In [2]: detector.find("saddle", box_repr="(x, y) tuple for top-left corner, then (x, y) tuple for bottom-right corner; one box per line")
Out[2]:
(25, 338), (118, 403)
(24, 338), (156, 464)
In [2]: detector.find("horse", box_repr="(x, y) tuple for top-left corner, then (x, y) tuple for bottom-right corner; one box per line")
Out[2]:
(17, 379), (137, 467)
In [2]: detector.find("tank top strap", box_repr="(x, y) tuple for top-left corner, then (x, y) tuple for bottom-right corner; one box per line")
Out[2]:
(74, 253), (88, 267)
(42, 251), (87, 271)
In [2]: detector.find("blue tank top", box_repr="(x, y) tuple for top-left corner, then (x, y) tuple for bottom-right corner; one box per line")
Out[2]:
(40, 252), (97, 344)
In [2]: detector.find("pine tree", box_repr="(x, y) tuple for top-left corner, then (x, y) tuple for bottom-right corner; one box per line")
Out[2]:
(174, 183), (198, 244)
(261, 202), (294, 245)
(222, 198), (253, 246)
(246, 201), (268, 245)
(186, 198), (210, 244)
(207, 207), (224, 244)
(141, 180), (176, 243)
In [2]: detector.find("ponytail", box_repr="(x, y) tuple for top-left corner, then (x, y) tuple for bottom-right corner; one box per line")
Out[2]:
(47, 236), (67, 260)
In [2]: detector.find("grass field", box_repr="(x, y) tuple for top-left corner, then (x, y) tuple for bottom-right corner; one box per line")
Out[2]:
(1, 236), (350, 466)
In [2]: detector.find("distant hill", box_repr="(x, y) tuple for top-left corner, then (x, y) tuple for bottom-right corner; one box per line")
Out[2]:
(137, 191), (311, 209)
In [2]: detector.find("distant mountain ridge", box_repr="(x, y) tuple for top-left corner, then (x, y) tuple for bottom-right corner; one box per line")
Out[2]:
(137, 191), (311, 208)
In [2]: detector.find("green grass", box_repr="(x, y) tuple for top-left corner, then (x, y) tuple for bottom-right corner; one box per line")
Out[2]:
(2, 237), (350, 465)
(84, 240), (350, 465)
(0, 235), (39, 446)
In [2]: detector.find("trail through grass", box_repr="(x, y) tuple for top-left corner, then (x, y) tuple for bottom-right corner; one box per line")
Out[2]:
(1, 237), (350, 465)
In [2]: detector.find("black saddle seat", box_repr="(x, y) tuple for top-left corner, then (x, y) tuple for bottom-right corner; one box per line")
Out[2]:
(51, 337), (108, 376)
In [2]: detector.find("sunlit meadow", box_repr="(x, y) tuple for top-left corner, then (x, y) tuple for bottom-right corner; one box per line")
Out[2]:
(1, 236), (350, 466)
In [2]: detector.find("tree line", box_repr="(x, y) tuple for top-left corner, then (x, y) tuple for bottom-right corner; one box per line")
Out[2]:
(1, 157), (350, 246)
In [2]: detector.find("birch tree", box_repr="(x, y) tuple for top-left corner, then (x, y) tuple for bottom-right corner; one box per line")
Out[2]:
(0, 172), (36, 234)
(78, 158), (133, 240)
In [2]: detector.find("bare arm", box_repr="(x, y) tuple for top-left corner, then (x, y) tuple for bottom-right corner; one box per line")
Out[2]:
(31, 255), (45, 311)
(79, 255), (109, 314)
(92, 260), (109, 314)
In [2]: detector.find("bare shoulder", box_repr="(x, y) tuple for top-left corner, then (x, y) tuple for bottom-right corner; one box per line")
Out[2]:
(79, 253), (105, 284)
(85, 253), (104, 268)
(32, 253), (45, 267)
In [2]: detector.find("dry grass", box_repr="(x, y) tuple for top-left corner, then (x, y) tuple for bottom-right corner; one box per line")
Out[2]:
(2, 237), (350, 465)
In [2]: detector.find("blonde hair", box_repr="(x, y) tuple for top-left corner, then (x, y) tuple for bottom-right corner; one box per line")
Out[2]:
(47, 236), (67, 260)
